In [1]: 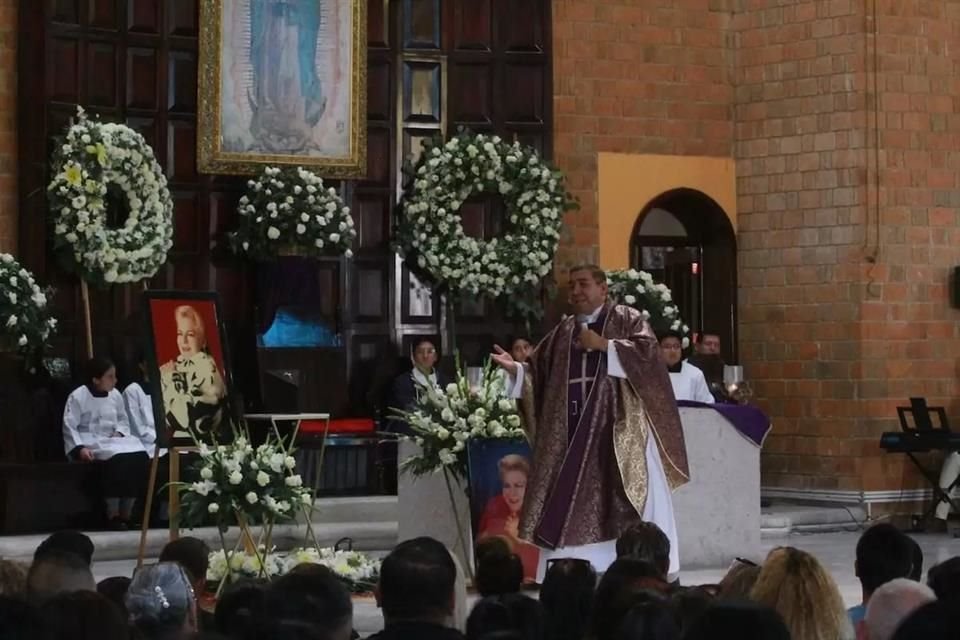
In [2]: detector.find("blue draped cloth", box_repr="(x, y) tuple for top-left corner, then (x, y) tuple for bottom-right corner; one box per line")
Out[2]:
(676, 400), (771, 448)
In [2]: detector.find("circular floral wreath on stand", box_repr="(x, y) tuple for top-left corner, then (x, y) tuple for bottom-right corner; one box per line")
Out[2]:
(229, 166), (357, 260)
(606, 269), (691, 348)
(48, 106), (173, 285)
(396, 132), (577, 299)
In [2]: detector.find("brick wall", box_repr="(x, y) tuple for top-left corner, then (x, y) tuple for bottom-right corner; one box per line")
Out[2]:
(552, 0), (735, 271)
(0, 0), (14, 253)
(555, 0), (960, 495)
(733, 1), (868, 491)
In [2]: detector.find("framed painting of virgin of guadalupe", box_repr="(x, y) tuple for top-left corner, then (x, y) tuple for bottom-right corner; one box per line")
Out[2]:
(142, 291), (235, 447)
(197, 0), (368, 177)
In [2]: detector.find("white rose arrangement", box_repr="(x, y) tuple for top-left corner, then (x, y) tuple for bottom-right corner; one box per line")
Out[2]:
(392, 359), (526, 480)
(230, 166), (357, 260)
(0, 254), (57, 359)
(47, 106), (173, 285)
(606, 269), (691, 348)
(396, 131), (577, 300)
(207, 547), (380, 593)
(178, 431), (312, 531)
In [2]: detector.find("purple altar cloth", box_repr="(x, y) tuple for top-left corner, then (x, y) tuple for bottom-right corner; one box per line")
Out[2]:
(676, 401), (772, 448)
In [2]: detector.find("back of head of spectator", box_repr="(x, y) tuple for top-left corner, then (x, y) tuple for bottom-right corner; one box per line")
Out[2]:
(864, 578), (936, 640)
(475, 548), (523, 597)
(717, 561), (761, 601)
(215, 579), (266, 640)
(906, 536), (923, 581)
(466, 594), (543, 640)
(41, 590), (129, 640)
(34, 531), (94, 566)
(683, 601), (791, 640)
(0, 595), (46, 640)
(615, 522), (671, 581)
(96, 576), (131, 617)
(891, 601), (960, 640)
(670, 586), (715, 636)
(593, 586), (666, 640)
(614, 598), (680, 640)
(539, 558), (596, 640)
(750, 546), (852, 640)
(926, 556), (960, 601)
(257, 568), (353, 640)
(0, 559), (27, 597)
(26, 550), (96, 605)
(126, 562), (197, 640)
(159, 536), (210, 595)
(855, 524), (913, 601)
(377, 537), (457, 626)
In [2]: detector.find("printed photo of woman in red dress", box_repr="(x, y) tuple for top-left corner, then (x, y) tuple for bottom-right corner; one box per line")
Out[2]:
(475, 453), (540, 582)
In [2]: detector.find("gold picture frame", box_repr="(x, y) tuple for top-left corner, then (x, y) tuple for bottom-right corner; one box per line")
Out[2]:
(197, 0), (368, 177)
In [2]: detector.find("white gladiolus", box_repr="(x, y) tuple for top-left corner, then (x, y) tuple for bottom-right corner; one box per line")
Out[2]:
(200, 467), (213, 480)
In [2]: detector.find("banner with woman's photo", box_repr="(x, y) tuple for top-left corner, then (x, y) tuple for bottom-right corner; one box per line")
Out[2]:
(467, 438), (540, 583)
(143, 291), (232, 446)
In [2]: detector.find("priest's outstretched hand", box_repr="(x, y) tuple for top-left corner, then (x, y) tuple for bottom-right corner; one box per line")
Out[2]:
(490, 345), (518, 373)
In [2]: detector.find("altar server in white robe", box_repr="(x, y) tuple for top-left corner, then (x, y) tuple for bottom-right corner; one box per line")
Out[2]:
(125, 353), (170, 522)
(660, 331), (715, 404)
(63, 356), (149, 529)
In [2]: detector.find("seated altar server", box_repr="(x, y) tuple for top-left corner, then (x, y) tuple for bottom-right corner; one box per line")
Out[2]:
(63, 356), (149, 529)
(660, 331), (715, 404)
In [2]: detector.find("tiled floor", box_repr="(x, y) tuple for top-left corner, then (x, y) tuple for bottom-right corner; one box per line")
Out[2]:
(91, 529), (960, 637)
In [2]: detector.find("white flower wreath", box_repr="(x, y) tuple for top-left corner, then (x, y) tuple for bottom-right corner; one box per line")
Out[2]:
(0, 253), (57, 358)
(397, 132), (576, 299)
(48, 107), (173, 285)
(606, 269), (691, 348)
(230, 166), (357, 260)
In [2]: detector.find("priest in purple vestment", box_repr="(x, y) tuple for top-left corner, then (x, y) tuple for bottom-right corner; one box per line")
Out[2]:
(491, 264), (690, 578)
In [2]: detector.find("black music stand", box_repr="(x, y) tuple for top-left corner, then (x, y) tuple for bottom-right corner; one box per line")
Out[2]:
(896, 398), (960, 522)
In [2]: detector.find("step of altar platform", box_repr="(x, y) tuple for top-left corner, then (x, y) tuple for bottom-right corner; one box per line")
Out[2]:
(0, 496), (399, 562)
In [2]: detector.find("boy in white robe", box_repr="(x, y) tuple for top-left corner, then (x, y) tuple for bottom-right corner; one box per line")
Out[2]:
(659, 331), (715, 404)
(63, 357), (148, 529)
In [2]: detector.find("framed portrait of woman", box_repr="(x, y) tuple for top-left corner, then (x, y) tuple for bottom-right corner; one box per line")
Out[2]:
(467, 438), (541, 584)
(142, 291), (235, 447)
(197, 0), (368, 177)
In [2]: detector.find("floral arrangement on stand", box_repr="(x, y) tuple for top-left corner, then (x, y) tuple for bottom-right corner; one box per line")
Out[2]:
(395, 131), (577, 325)
(177, 427), (317, 594)
(0, 254), (57, 361)
(392, 359), (526, 482)
(47, 106), (173, 285)
(230, 166), (357, 260)
(207, 547), (380, 594)
(606, 269), (690, 347)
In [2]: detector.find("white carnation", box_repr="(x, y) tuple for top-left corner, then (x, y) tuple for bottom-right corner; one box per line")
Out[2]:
(245, 492), (258, 504)
(207, 503), (220, 514)
(256, 471), (270, 487)
(267, 226), (281, 240)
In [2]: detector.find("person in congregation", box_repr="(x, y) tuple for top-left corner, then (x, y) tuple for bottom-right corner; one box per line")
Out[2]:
(63, 356), (149, 530)
(386, 339), (448, 435)
(492, 264), (688, 579)
(659, 331), (714, 404)
(510, 336), (533, 364)
(694, 331), (722, 356)
(125, 352), (170, 524)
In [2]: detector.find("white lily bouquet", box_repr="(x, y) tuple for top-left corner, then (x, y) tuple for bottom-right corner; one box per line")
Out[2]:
(606, 269), (691, 347)
(207, 547), (380, 593)
(392, 359), (526, 481)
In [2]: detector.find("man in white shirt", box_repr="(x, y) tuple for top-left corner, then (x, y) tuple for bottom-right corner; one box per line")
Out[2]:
(660, 331), (714, 404)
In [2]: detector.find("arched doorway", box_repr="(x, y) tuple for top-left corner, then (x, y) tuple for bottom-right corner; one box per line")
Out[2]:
(630, 188), (738, 362)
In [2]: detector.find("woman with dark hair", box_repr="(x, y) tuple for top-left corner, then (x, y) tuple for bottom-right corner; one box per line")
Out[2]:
(63, 356), (149, 529)
(466, 594), (543, 640)
(42, 590), (130, 640)
(539, 558), (596, 640)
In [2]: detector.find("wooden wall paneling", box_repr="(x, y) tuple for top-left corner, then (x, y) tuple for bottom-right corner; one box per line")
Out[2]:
(448, 61), (493, 126)
(402, 0), (441, 50)
(453, 0), (493, 52)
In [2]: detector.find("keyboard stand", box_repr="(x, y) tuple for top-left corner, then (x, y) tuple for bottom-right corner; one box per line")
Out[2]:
(905, 451), (960, 522)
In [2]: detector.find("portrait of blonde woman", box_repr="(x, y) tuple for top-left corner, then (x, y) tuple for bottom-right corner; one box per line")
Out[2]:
(158, 304), (227, 436)
(476, 454), (540, 582)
